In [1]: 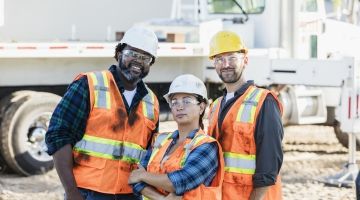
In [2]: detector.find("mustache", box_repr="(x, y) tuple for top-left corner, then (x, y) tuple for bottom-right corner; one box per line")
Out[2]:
(220, 68), (235, 72)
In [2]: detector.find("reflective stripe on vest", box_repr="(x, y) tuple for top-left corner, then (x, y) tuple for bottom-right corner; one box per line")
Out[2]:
(180, 134), (214, 167)
(149, 132), (214, 167)
(223, 152), (256, 174)
(73, 134), (146, 163)
(148, 133), (172, 164)
(89, 71), (111, 109)
(236, 87), (264, 123)
(142, 89), (156, 120)
(209, 98), (220, 122)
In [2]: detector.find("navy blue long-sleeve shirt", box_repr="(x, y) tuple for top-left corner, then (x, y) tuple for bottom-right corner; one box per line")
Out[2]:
(217, 80), (284, 188)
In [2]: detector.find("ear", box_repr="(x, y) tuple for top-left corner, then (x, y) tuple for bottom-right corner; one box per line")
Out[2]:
(199, 102), (206, 115)
(244, 55), (249, 65)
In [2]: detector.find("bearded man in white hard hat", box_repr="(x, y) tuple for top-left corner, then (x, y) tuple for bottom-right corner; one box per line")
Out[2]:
(45, 26), (160, 200)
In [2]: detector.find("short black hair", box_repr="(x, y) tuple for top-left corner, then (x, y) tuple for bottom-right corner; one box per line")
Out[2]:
(114, 43), (127, 61)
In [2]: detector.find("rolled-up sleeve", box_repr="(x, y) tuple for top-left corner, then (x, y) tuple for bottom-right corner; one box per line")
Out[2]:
(132, 145), (153, 195)
(133, 182), (147, 195)
(253, 94), (284, 187)
(167, 142), (219, 195)
(45, 76), (90, 155)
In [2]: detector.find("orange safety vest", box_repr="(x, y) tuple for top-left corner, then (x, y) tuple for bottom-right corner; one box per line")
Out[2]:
(208, 85), (283, 200)
(72, 70), (159, 194)
(146, 129), (224, 200)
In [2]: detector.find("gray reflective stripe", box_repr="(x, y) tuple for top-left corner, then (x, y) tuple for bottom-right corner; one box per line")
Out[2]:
(240, 89), (261, 122)
(94, 85), (109, 91)
(93, 71), (108, 109)
(224, 156), (256, 170)
(210, 99), (220, 121)
(143, 92), (155, 120)
(74, 139), (146, 161)
(123, 145), (146, 161)
(181, 134), (212, 166)
(148, 132), (172, 164)
(153, 133), (171, 148)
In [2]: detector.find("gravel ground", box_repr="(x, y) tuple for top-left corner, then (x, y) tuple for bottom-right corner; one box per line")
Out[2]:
(0, 123), (358, 200)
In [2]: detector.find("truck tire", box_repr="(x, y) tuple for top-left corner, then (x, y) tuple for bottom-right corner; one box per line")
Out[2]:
(0, 91), (61, 176)
(333, 120), (360, 150)
(326, 106), (360, 150)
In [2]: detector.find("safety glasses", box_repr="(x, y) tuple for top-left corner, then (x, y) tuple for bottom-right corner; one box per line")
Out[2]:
(169, 97), (199, 109)
(122, 49), (153, 65)
(213, 53), (244, 66)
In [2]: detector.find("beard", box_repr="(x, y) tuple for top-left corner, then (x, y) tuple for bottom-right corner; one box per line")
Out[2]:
(118, 58), (149, 84)
(219, 68), (243, 83)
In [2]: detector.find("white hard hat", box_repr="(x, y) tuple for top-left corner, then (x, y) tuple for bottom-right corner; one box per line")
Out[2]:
(164, 74), (208, 103)
(120, 26), (158, 57)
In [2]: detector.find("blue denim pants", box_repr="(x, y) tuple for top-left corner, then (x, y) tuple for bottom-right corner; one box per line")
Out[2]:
(356, 171), (360, 200)
(64, 188), (142, 200)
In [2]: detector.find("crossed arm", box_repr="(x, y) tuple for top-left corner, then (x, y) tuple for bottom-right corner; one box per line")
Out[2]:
(129, 165), (179, 200)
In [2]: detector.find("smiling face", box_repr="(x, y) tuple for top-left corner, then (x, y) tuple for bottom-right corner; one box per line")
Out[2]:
(213, 52), (248, 83)
(117, 45), (152, 84)
(169, 93), (205, 128)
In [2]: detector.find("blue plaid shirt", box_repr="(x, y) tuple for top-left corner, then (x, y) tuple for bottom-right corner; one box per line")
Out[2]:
(133, 129), (219, 196)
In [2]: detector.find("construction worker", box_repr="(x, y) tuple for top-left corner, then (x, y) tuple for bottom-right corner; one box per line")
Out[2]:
(207, 30), (284, 200)
(45, 26), (159, 200)
(128, 74), (224, 200)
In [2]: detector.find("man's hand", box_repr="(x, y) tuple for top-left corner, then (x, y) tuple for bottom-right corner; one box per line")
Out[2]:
(128, 164), (146, 184)
(249, 186), (269, 200)
(164, 193), (182, 200)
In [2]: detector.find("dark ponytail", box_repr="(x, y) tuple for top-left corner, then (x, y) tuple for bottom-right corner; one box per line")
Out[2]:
(196, 95), (207, 130)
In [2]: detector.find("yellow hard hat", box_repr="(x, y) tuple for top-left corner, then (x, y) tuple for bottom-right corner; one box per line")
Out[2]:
(209, 30), (248, 59)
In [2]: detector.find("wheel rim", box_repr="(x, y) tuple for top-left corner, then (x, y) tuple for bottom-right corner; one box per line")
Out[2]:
(27, 111), (53, 162)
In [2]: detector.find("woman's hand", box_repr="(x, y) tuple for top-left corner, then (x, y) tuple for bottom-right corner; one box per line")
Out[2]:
(128, 164), (146, 184)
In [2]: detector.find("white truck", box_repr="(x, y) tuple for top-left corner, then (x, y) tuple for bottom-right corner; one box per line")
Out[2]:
(0, 0), (360, 183)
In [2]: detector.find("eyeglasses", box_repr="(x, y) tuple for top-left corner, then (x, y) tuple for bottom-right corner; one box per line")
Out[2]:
(213, 54), (244, 66)
(122, 49), (153, 65)
(170, 97), (199, 108)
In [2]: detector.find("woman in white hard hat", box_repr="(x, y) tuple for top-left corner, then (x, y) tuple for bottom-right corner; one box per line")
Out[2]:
(129, 74), (224, 200)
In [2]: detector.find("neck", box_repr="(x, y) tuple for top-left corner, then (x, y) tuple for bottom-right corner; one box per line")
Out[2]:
(121, 77), (137, 91)
(225, 77), (246, 93)
(177, 124), (199, 141)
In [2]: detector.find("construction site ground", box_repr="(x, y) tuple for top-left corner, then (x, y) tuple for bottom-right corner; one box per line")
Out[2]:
(0, 122), (358, 200)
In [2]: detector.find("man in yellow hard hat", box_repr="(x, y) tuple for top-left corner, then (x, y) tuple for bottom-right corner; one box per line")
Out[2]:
(207, 30), (284, 200)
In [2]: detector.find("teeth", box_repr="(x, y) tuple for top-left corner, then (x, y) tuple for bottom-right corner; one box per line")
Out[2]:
(133, 66), (140, 70)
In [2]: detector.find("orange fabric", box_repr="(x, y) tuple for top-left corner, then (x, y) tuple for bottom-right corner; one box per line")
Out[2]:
(147, 129), (224, 200)
(72, 70), (159, 194)
(208, 85), (283, 200)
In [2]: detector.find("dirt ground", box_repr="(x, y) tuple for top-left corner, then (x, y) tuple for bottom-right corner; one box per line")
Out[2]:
(0, 122), (358, 200)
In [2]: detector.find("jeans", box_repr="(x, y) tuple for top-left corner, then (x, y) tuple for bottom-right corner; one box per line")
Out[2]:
(64, 188), (142, 200)
(356, 171), (360, 200)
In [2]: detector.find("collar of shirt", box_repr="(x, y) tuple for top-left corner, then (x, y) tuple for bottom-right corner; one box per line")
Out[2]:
(169, 128), (199, 141)
(218, 80), (254, 131)
(108, 65), (148, 98)
(163, 129), (199, 157)
(222, 80), (254, 98)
